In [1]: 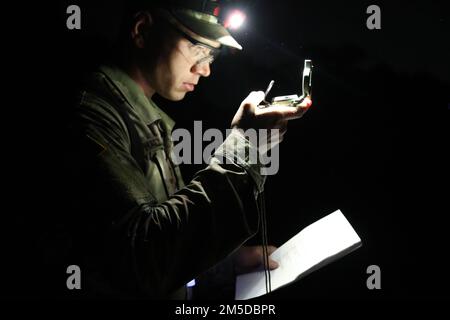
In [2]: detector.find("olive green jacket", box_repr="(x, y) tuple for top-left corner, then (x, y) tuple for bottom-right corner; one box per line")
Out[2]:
(65, 65), (264, 299)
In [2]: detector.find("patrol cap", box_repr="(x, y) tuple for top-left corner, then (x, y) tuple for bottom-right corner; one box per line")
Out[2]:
(167, 0), (242, 50)
(130, 0), (243, 50)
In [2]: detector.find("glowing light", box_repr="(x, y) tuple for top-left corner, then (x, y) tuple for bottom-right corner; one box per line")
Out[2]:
(225, 10), (246, 30)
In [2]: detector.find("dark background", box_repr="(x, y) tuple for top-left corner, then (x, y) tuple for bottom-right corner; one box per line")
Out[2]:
(4, 0), (448, 301)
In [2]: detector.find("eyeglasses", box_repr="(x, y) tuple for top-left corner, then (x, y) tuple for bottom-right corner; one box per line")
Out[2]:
(157, 10), (221, 67)
(185, 41), (220, 66)
(167, 22), (221, 66)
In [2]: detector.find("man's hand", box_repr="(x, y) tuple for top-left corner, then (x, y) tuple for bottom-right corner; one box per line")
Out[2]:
(233, 245), (279, 275)
(231, 91), (312, 130)
(231, 91), (312, 151)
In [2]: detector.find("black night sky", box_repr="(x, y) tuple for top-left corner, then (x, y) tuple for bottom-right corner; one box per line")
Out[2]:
(3, 0), (449, 303)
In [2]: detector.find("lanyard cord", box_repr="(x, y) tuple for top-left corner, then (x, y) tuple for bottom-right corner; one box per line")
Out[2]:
(258, 190), (272, 294)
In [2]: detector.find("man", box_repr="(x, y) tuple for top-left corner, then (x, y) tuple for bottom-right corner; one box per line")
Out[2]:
(61, 0), (312, 299)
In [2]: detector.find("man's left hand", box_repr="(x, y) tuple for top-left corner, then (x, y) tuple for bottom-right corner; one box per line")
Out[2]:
(233, 245), (279, 275)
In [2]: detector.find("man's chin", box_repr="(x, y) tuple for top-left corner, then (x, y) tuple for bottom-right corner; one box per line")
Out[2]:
(161, 91), (187, 102)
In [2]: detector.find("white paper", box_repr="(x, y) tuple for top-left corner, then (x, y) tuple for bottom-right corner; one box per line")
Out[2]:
(235, 209), (362, 300)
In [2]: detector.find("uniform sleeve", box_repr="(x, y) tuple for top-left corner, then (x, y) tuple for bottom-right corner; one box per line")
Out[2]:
(66, 97), (265, 298)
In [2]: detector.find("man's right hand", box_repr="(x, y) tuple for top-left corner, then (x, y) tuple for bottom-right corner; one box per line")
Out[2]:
(230, 91), (312, 151)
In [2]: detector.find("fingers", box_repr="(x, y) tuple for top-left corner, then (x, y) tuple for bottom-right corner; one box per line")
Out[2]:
(245, 91), (265, 105)
(259, 245), (279, 270)
(268, 258), (279, 270)
(296, 97), (312, 109)
(232, 91), (266, 129)
(242, 91), (265, 110)
(257, 97), (313, 120)
(263, 246), (280, 270)
(266, 245), (279, 270)
(234, 245), (280, 274)
(293, 97), (313, 118)
(267, 245), (278, 255)
(245, 245), (279, 262)
(238, 91), (265, 122)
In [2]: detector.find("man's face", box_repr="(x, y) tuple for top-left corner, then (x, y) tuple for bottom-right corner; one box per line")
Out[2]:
(141, 27), (218, 101)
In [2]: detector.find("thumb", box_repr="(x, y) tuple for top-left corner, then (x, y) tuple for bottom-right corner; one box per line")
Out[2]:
(240, 91), (265, 119)
(242, 91), (265, 108)
(268, 259), (279, 270)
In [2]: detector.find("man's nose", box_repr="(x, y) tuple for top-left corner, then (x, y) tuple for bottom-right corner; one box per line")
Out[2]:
(191, 62), (211, 77)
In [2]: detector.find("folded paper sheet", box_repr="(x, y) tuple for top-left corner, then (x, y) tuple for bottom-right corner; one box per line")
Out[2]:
(235, 210), (362, 300)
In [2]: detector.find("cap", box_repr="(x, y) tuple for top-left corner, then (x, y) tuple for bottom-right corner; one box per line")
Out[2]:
(161, 0), (243, 50)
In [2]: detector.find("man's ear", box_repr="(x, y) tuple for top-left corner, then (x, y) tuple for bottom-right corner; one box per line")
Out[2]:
(131, 11), (153, 49)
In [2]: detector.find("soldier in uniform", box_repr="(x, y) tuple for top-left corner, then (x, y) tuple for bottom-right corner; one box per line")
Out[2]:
(61, 0), (312, 299)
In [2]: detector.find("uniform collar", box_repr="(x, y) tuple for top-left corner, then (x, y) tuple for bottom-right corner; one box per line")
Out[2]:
(99, 65), (175, 131)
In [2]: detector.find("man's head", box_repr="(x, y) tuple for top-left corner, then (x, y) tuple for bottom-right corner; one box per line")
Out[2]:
(119, 0), (242, 101)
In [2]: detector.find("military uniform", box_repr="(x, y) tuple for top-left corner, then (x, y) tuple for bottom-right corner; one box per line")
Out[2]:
(64, 65), (264, 299)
